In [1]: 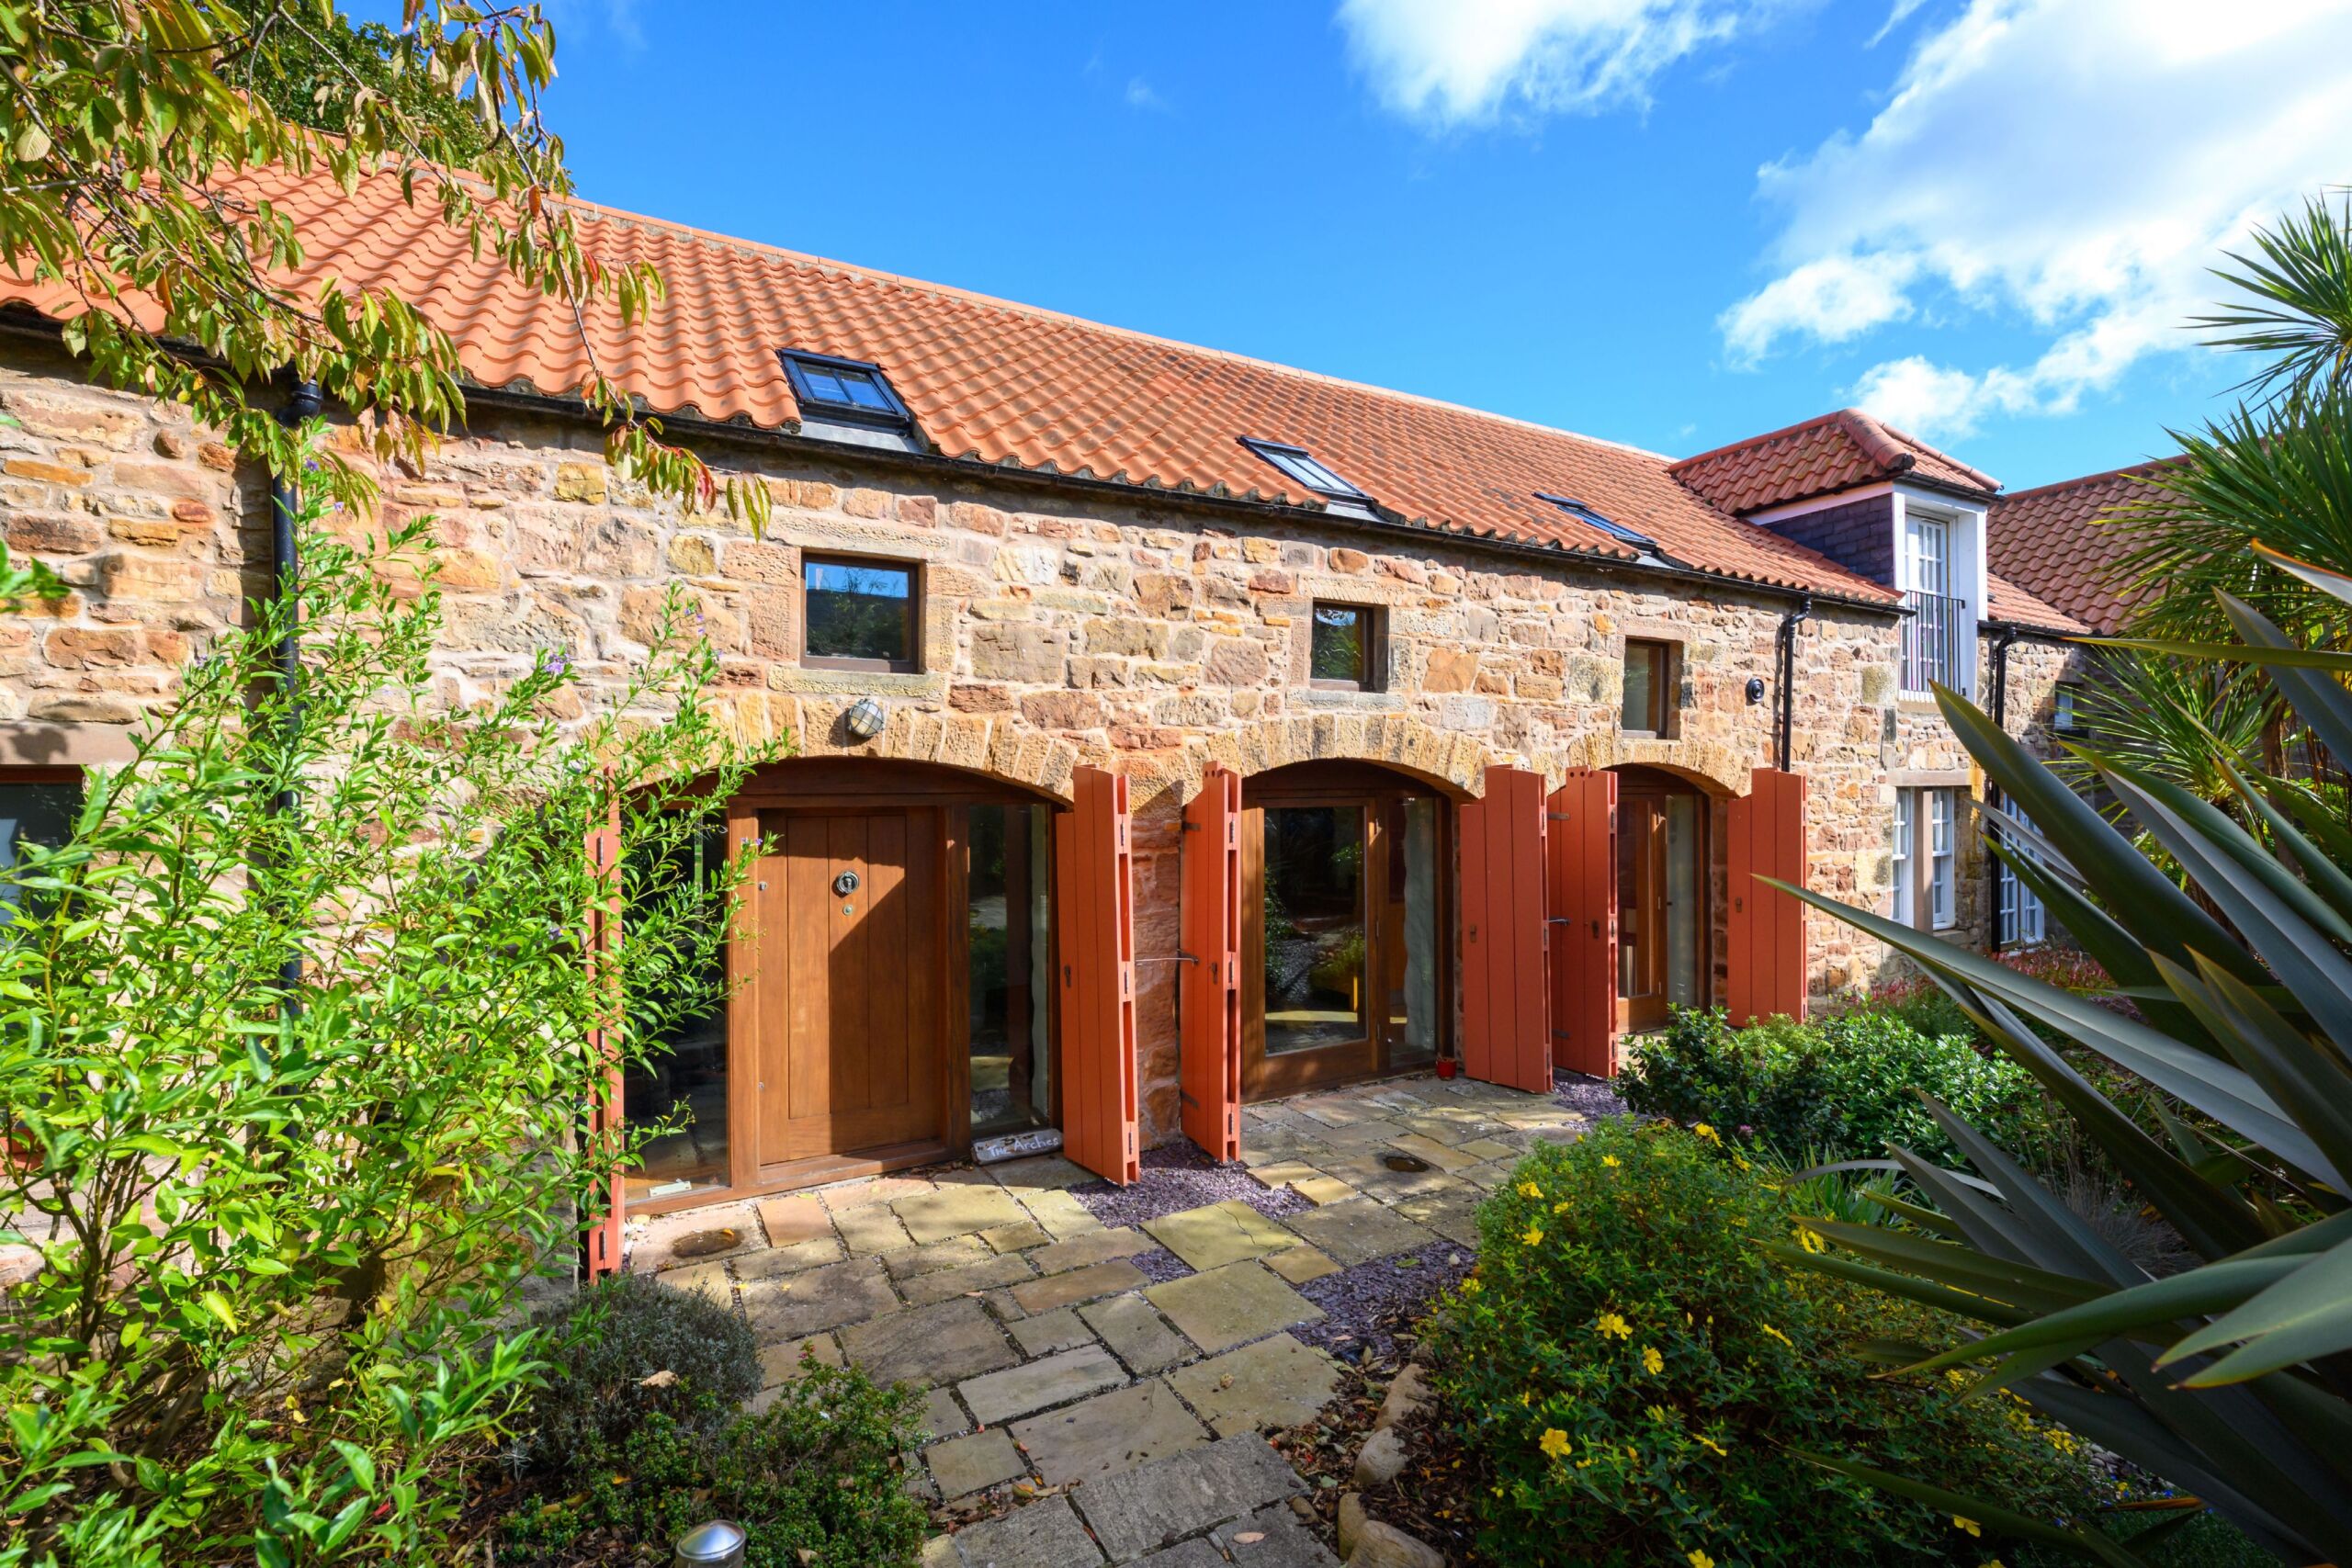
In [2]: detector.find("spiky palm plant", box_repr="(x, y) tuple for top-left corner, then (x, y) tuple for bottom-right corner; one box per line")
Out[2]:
(1770, 559), (2352, 1566)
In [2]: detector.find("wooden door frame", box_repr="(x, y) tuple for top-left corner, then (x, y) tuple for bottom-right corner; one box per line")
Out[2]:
(1240, 763), (1453, 1101)
(625, 762), (1062, 1218)
(1612, 767), (1713, 1032)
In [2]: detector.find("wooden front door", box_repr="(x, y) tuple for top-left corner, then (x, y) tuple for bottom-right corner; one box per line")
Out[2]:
(1241, 765), (1446, 1100)
(755, 806), (947, 1163)
(1615, 773), (1707, 1033)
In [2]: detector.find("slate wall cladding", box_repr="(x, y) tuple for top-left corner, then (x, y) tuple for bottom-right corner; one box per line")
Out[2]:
(1763, 491), (1896, 588)
(0, 344), (2083, 1147)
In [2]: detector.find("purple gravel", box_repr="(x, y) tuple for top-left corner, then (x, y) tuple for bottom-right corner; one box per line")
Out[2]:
(1292, 1251), (1475, 1364)
(1126, 1245), (1196, 1285)
(1069, 1142), (1312, 1230)
(1552, 1070), (1628, 1121)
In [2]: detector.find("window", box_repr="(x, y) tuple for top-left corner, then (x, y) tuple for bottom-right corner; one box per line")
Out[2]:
(0, 770), (82, 924)
(803, 555), (919, 671)
(1310, 603), (1383, 690)
(1994, 797), (2048, 947)
(1621, 639), (1673, 733)
(1240, 438), (1370, 502)
(777, 350), (914, 432)
(620, 814), (730, 1202)
(2054, 682), (2086, 735)
(1538, 493), (1663, 556)
(1892, 786), (1957, 931)
(1900, 507), (1963, 695)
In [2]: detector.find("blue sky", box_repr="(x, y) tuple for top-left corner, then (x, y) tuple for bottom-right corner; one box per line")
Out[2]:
(502, 0), (2350, 491)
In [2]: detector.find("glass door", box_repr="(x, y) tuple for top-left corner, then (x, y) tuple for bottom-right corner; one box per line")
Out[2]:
(1616, 772), (1708, 1034)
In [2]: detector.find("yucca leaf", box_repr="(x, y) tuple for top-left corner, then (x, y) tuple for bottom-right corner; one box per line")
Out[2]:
(1803, 1219), (2106, 1313)
(2087, 636), (2352, 672)
(2223, 762), (2352, 927)
(1906, 1104), (2143, 1284)
(1898, 1257), (2304, 1377)
(2251, 538), (2352, 610)
(2160, 953), (2352, 1190)
(2156, 1239), (2352, 1384)
(1763, 1242), (2033, 1326)
(2220, 591), (2352, 766)
(1990, 844), (2222, 1052)
(1794, 1450), (2154, 1566)
(2111, 762), (2352, 948)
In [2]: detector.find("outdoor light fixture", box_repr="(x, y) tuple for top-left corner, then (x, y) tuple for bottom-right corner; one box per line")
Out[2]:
(844, 696), (887, 740)
(673, 1518), (746, 1568)
(1745, 677), (1767, 705)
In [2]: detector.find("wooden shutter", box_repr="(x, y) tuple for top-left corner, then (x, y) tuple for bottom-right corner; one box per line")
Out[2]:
(1181, 764), (1242, 1162)
(1727, 765), (1808, 1026)
(1546, 768), (1619, 1077)
(584, 798), (625, 1278)
(1055, 767), (1141, 1184)
(1459, 765), (1551, 1093)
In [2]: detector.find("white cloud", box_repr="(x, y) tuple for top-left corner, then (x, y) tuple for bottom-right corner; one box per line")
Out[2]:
(1336, 0), (1759, 123)
(1725, 0), (2352, 435)
(1125, 76), (1167, 111)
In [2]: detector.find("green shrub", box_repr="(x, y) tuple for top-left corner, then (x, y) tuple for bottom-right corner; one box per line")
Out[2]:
(1620, 1006), (2051, 1167)
(1423, 1121), (2093, 1568)
(524, 1274), (760, 1476)
(499, 1356), (929, 1568)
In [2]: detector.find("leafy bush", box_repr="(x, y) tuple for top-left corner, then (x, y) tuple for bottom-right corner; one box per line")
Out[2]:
(524, 1274), (760, 1476)
(1423, 1122), (2095, 1568)
(499, 1357), (928, 1568)
(1620, 1005), (2051, 1168)
(0, 499), (763, 1567)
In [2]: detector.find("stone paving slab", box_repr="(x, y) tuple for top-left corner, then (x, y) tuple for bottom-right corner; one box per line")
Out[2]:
(1148, 1262), (1324, 1356)
(838, 1297), (1019, 1387)
(731, 1235), (846, 1280)
(837, 1204), (916, 1255)
(1129, 1542), (1227, 1568)
(989, 1154), (1095, 1192)
(1143, 1201), (1303, 1271)
(885, 1235), (996, 1280)
(1244, 1159), (1324, 1190)
(1018, 1187), (1104, 1240)
(1008, 1306), (1094, 1357)
(820, 1174), (933, 1212)
(1385, 1132), (1481, 1171)
(654, 1258), (730, 1299)
(946, 1495), (1104, 1568)
(898, 1184), (1032, 1245)
(1028, 1227), (1153, 1277)
(1261, 1245), (1342, 1286)
(1393, 1194), (1482, 1247)
(927, 1427), (1027, 1499)
(1010, 1377), (1210, 1484)
(1212, 1505), (1343, 1567)
(1165, 1335), (1340, 1437)
(1079, 1292), (1195, 1376)
(923, 1385), (971, 1439)
(757, 1333), (842, 1388)
(1072, 1434), (1305, 1562)
(756, 1193), (833, 1247)
(742, 1256), (899, 1339)
(902, 1253), (1037, 1308)
(981, 1220), (1051, 1253)
(960, 1344), (1128, 1425)
(1010, 1257), (1148, 1314)
(1278, 1198), (1438, 1267)
(1455, 1135), (1520, 1162)
(1289, 1176), (1355, 1206)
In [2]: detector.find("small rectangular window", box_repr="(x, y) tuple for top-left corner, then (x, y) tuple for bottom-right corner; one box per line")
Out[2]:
(1928, 788), (1957, 930)
(1240, 438), (1370, 503)
(1310, 603), (1383, 690)
(1890, 791), (1914, 927)
(0, 769), (84, 925)
(1539, 493), (1662, 556)
(1621, 639), (1672, 733)
(2054, 682), (2086, 734)
(804, 555), (919, 671)
(778, 350), (914, 432)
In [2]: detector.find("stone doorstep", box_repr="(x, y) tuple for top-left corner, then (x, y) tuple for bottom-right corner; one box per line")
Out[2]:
(1069, 1433), (1306, 1562)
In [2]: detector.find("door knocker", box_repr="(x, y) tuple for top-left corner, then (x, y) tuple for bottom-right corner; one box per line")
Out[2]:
(833, 869), (860, 897)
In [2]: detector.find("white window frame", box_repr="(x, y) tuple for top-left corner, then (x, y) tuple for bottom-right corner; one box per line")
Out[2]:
(1995, 796), (2048, 947)
(1893, 489), (1982, 701)
(1928, 788), (1957, 930)
(1890, 791), (1915, 927)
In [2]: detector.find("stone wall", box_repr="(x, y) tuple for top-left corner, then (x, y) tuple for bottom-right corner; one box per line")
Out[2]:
(0, 343), (2079, 1146)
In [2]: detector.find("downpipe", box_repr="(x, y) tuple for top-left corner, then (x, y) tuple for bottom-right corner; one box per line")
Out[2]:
(1984, 625), (2018, 953)
(1774, 596), (1811, 773)
(266, 380), (322, 996)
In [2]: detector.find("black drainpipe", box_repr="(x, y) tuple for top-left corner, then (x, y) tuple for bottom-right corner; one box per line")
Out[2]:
(1774, 596), (1812, 773)
(267, 380), (322, 994)
(1984, 624), (2018, 953)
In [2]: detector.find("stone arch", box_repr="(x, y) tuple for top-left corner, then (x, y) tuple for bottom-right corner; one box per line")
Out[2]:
(1177, 712), (1523, 804)
(706, 690), (1081, 804)
(1549, 732), (1753, 797)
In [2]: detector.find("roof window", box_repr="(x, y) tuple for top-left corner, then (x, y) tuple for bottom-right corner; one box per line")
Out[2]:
(1538, 493), (1663, 555)
(1240, 438), (1371, 504)
(778, 350), (917, 446)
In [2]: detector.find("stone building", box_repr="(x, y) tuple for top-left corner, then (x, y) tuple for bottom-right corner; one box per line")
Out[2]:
(0, 168), (2087, 1212)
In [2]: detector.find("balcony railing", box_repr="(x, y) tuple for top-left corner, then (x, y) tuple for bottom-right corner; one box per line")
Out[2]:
(1901, 590), (1971, 698)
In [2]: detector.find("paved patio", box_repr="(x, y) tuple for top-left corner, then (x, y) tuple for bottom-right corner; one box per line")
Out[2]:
(627, 1073), (1593, 1567)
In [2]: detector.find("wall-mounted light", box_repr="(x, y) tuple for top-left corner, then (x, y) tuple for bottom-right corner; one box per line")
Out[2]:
(1745, 677), (1767, 705)
(844, 696), (886, 740)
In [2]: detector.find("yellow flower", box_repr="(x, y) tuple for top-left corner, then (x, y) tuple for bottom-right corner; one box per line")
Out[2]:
(1601, 1155), (1621, 1168)
(1521, 1225), (1544, 1247)
(1794, 1224), (1826, 1254)
(1597, 1311), (1634, 1339)
(1689, 1551), (1715, 1568)
(1642, 1346), (1664, 1375)
(1697, 1435), (1728, 1457)
(1539, 1427), (1571, 1460)
(1759, 1323), (1793, 1348)
(1953, 1516), (1982, 1538)
(1693, 1122), (1721, 1144)
(1460, 1276), (1482, 1294)
(1519, 1180), (1544, 1199)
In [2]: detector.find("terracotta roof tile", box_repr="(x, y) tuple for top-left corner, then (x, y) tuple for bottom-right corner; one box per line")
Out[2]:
(0, 164), (1896, 605)
(1988, 458), (2183, 635)
(1984, 572), (2087, 636)
(1668, 409), (1999, 517)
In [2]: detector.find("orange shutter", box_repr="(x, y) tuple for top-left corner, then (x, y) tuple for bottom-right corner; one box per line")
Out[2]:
(1459, 765), (1551, 1093)
(1546, 768), (1619, 1077)
(1055, 767), (1141, 1184)
(1180, 763), (1242, 1162)
(1727, 766), (1808, 1025)
(584, 797), (625, 1278)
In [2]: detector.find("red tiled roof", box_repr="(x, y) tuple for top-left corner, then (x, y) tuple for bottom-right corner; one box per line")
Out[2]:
(0, 164), (1897, 605)
(1988, 458), (2182, 635)
(1668, 409), (1999, 517)
(1984, 572), (2086, 636)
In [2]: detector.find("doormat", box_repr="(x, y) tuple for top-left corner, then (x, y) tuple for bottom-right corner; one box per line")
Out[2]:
(670, 1227), (743, 1259)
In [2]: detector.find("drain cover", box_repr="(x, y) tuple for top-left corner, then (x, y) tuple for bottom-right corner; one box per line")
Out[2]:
(1382, 1153), (1431, 1173)
(671, 1226), (742, 1259)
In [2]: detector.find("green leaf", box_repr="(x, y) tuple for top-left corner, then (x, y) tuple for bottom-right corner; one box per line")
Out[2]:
(2158, 1238), (2352, 1384)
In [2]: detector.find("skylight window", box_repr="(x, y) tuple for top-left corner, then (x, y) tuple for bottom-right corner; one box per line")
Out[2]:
(1240, 438), (1370, 502)
(1537, 493), (1661, 555)
(778, 349), (913, 431)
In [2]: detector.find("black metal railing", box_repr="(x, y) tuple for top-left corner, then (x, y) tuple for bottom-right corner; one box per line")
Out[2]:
(1901, 590), (1971, 697)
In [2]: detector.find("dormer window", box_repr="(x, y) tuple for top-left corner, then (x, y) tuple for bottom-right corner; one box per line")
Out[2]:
(778, 350), (918, 449)
(1240, 438), (1371, 505)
